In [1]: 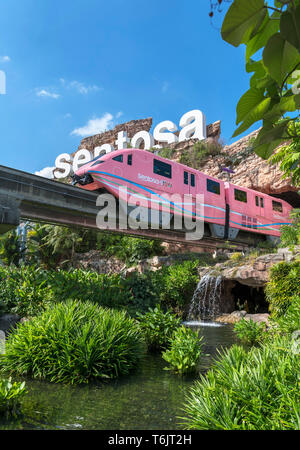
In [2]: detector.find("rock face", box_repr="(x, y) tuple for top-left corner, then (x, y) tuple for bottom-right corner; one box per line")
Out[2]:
(73, 250), (125, 274)
(220, 247), (299, 288)
(216, 311), (270, 325)
(0, 314), (20, 336)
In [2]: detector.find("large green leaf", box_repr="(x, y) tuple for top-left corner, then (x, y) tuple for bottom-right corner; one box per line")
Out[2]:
(246, 11), (280, 60)
(236, 88), (265, 125)
(263, 33), (300, 86)
(233, 97), (271, 137)
(280, 6), (300, 53)
(264, 94), (299, 120)
(253, 119), (290, 159)
(221, 0), (266, 47)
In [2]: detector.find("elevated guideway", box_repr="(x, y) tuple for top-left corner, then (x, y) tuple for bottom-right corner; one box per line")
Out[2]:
(0, 165), (248, 251)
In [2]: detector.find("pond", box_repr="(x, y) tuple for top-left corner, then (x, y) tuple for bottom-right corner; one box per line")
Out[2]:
(0, 323), (238, 430)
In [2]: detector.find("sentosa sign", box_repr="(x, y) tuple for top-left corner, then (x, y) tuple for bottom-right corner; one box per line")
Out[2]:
(54, 109), (206, 178)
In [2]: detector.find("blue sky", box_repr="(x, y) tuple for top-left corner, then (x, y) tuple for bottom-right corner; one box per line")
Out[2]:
(0, 0), (258, 175)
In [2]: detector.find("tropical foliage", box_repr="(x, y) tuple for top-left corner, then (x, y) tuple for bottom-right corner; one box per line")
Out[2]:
(182, 336), (300, 429)
(0, 230), (22, 266)
(221, 0), (300, 183)
(162, 326), (204, 374)
(0, 300), (144, 384)
(265, 260), (300, 317)
(279, 208), (300, 246)
(234, 318), (266, 344)
(136, 305), (181, 352)
(0, 378), (27, 416)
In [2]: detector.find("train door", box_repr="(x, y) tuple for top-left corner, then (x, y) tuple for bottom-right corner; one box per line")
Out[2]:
(255, 194), (265, 216)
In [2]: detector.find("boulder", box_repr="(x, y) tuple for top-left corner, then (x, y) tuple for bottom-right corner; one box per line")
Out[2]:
(0, 314), (21, 336)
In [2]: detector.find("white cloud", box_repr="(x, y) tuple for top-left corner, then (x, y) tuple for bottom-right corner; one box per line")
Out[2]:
(71, 113), (114, 137)
(36, 89), (60, 99)
(35, 167), (55, 179)
(61, 79), (101, 95)
(0, 56), (10, 63)
(116, 111), (123, 118)
(63, 113), (72, 119)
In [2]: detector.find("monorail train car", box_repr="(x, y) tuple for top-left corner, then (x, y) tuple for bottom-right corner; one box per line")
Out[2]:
(72, 148), (292, 243)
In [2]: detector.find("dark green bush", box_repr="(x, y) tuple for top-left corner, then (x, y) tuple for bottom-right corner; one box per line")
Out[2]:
(96, 234), (164, 264)
(279, 209), (300, 248)
(0, 300), (144, 384)
(234, 319), (266, 345)
(272, 295), (300, 336)
(159, 261), (199, 310)
(265, 260), (300, 318)
(182, 336), (300, 430)
(0, 265), (53, 316)
(162, 326), (204, 374)
(0, 378), (27, 416)
(137, 305), (181, 352)
(0, 230), (22, 266)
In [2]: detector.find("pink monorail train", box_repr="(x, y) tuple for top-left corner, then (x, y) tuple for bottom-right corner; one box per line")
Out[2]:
(72, 148), (292, 243)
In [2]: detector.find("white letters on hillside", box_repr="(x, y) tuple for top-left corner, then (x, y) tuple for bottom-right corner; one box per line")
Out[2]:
(153, 120), (178, 147)
(179, 109), (206, 141)
(54, 109), (207, 178)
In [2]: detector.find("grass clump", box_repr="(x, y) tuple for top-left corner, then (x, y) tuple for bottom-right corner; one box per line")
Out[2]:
(182, 337), (300, 430)
(234, 319), (266, 345)
(0, 378), (27, 416)
(162, 326), (204, 374)
(137, 305), (181, 352)
(0, 300), (144, 384)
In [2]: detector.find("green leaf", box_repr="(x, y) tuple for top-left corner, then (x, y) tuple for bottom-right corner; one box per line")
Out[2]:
(221, 0), (266, 47)
(253, 119), (290, 159)
(236, 88), (265, 125)
(264, 94), (299, 121)
(246, 11), (280, 60)
(233, 97), (271, 137)
(263, 33), (300, 86)
(280, 6), (300, 53)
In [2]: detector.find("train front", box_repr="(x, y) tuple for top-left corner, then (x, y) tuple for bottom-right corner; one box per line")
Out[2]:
(72, 152), (109, 191)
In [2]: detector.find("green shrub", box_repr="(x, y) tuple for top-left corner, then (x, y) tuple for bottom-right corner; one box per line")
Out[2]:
(234, 319), (266, 345)
(182, 336), (300, 430)
(96, 234), (164, 264)
(159, 261), (199, 310)
(0, 378), (27, 416)
(179, 141), (222, 168)
(162, 326), (204, 374)
(137, 305), (181, 352)
(272, 295), (300, 336)
(0, 300), (144, 384)
(0, 265), (53, 316)
(265, 260), (300, 318)
(0, 230), (22, 266)
(279, 209), (300, 248)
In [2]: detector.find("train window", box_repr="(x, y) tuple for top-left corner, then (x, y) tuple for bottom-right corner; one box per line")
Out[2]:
(234, 188), (247, 203)
(127, 154), (132, 166)
(184, 171), (188, 185)
(272, 200), (283, 212)
(207, 179), (220, 195)
(112, 155), (123, 163)
(191, 174), (195, 187)
(255, 196), (259, 207)
(260, 197), (264, 208)
(153, 159), (172, 178)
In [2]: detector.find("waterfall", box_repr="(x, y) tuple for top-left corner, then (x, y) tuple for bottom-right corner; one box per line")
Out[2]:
(188, 273), (222, 321)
